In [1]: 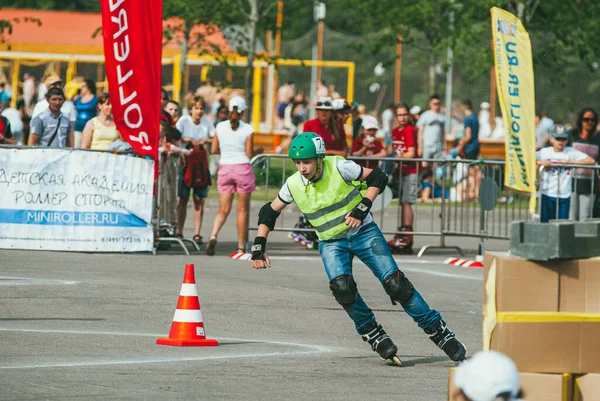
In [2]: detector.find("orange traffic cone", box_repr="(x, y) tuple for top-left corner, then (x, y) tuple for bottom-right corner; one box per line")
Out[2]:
(156, 264), (218, 347)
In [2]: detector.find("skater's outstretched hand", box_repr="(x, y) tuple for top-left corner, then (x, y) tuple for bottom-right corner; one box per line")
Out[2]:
(250, 252), (271, 269)
(250, 236), (271, 269)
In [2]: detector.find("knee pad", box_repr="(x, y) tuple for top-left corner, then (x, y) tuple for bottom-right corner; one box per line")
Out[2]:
(383, 271), (414, 305)
(329, 274), (358, 305)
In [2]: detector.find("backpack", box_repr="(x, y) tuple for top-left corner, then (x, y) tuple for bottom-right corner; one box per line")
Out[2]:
(183, 146), (211, 189)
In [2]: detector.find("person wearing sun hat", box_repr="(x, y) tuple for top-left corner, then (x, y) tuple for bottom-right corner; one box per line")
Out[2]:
(302, 96), (348, 156)
(453, 351), (524, 401)
(409, 105), (422, 122)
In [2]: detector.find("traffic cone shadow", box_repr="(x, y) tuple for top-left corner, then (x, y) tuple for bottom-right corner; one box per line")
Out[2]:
(157, 264), (218, 347)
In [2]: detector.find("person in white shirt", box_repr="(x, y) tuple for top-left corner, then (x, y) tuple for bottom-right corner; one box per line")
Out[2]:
(31, 76), (77, 140)
(536, 125), (594, 223)
(381, 103), (394, 145)
(175, 96), (211, 244)
(478, 101), (492, 139)
(416, 95), (446, 165)
(206, 96), (256, 256)
(1, 101), (23, 144)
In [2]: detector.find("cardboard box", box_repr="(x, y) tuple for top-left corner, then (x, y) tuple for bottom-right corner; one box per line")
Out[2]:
(490, 320), (600, 374)
(484, 253), (600, 373)
(484, 252), (600, 313)
(448, 368), (572, 401)
(574, 374), (600, 401)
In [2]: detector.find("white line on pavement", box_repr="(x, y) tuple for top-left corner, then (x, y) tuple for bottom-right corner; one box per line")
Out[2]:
(0, 327), (338, 369)
(0, 350), (327, 370)
(0, 276), (78, 286)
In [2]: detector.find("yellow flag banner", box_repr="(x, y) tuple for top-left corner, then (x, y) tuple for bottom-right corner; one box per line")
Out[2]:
(491, 7), (537, 213)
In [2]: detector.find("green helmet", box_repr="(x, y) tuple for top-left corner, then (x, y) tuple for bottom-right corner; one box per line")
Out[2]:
(288, 132), (326, 159)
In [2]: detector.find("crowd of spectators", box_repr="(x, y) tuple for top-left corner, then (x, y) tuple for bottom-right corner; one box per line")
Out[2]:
(2, 72), (599, 247)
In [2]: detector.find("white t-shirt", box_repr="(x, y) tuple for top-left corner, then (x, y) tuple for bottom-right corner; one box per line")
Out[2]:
(416, 109), (445, 148)
(215, 120), (254, 165)
(32, 99), (77, 123)
(176, 115), (209, 142)
(278, 158), (373, 238)
(1, 108), (23, 134)
(200, 116), (216, 138)
(381, 108), (393, 135)
(536, 147), (588, 198)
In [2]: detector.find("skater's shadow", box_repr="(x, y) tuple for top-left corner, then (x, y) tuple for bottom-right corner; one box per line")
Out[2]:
(400, 355), (453, 367)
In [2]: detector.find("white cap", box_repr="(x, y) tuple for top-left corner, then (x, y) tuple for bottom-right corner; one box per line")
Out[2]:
(480, 102), (491, 109)
(332, 99), (345, 111)
(410, 105), (422, 115)
(454, 351), (520, 401)
(361, 115), (379, 130)
(316, 96), (334, 110)
(229, 96), (247, 112)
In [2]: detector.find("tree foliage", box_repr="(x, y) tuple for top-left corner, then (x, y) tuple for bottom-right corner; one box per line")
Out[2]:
(3, 0), (600, 118)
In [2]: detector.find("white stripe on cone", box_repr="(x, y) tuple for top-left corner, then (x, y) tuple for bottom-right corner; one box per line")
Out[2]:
(179, 283), (198, 296)
(444, 258), (483, 268)
(173, 308), (203, 323)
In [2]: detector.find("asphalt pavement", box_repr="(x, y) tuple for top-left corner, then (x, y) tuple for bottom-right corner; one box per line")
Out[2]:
(0, 199), (498, 401)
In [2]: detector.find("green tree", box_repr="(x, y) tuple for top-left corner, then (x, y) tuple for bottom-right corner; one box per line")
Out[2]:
(162, 1), (232, 101)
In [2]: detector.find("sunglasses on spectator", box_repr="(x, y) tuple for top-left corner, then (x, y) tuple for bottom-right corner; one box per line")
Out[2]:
(397, 113), (409, 117)
(317, 101), (332, 107)
(554, 137), (568, 141)
(432, 102), (441, 106)
(582, 118), (596, 123)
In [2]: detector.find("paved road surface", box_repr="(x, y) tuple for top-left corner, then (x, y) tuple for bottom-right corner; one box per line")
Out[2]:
(0, 248), (484, 401)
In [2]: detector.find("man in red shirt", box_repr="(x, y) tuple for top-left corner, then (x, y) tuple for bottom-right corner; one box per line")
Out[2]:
(303, 96), (347, 156)
(352, 115), (386, 169)
(386, 103), (418, 253)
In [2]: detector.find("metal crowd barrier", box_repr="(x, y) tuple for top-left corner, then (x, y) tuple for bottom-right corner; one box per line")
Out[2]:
(155, 152), (200, 255)
(248, 154), (599, 256)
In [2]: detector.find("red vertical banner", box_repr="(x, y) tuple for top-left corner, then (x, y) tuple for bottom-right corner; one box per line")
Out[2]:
(100, 0), (162, 162)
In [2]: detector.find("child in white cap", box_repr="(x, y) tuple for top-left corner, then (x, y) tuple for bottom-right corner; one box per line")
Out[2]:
(351, 115), (386, 169)
(453, 351), (523, 401)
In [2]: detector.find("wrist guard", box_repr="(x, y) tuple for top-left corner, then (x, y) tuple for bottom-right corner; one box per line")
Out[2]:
(349, 198), (373, 222)
(251, 236), (267, 260)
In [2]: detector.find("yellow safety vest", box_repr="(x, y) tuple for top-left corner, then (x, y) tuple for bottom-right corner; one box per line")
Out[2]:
(287, 156), (364, 241)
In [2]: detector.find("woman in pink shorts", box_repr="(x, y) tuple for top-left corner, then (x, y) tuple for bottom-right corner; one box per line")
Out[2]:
(207, 96), (256, 255)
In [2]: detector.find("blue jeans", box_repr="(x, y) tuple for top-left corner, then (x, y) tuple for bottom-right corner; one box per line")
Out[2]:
(540, 194), (570, 223)
(318, 222), (441, 332)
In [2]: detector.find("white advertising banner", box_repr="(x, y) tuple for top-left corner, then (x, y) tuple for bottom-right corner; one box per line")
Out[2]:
(0, 148), (154, 252)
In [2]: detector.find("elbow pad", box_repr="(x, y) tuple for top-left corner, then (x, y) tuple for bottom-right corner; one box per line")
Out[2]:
(365, 167), (388, 193)
(258, 202), (281, 231)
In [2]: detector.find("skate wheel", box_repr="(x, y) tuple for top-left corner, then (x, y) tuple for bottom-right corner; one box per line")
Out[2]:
(306, 242), (314, 250)
(287, 233), (293, 239)
(391, 355), (403, 367)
